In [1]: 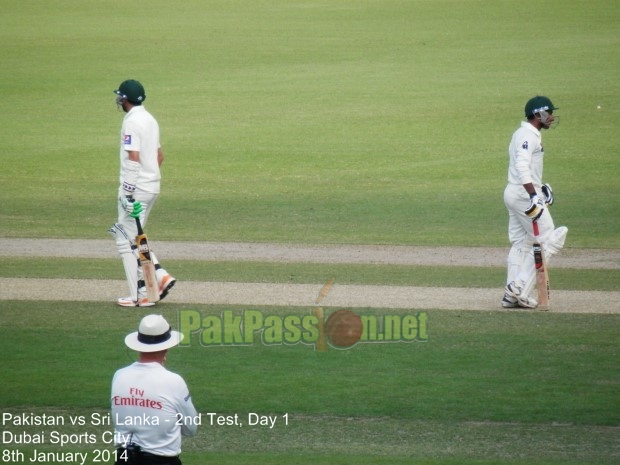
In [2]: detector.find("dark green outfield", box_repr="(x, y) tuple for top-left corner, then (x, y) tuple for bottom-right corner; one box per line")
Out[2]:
(0, 302), (618, 464)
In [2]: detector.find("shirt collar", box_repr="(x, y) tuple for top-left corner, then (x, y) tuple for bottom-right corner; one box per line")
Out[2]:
(521, 120), (540, 137)
(127, 105), (145, 116)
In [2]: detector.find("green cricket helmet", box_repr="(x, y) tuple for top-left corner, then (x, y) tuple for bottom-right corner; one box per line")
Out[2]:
(524, 96), (557, 118)
(114, 79), (146, 105)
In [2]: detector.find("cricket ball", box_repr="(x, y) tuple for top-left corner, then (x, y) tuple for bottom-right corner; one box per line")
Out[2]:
(325, 309), (363, 348)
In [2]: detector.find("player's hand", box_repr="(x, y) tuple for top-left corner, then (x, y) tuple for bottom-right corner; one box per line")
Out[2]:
(541, 183), (554, 205)
(120, 195), (133, 214)
(525, 194), (545, 220)
(130, 201), (143, 219)
(120, 196), (143, 218)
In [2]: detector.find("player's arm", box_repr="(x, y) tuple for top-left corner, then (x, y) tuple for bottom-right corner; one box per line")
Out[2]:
(126, 150), (140, 163)
(514, 138), (534, 188)
(178, 391), (199, 437)
(157, 147), (164, 167)
(120, 150), (142, 216)
(122, 150), (140, 195)
(515, 138), (544, 219)
(171, 375), (198, 437)
(524, 182), (554, 208)
(522, 182), (536, 197)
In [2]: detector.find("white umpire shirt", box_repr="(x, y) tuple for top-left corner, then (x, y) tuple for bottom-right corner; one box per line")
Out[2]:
(111, 362), (198, 456)
(507, 121), (544, 189)
(119, 105), (161, 195)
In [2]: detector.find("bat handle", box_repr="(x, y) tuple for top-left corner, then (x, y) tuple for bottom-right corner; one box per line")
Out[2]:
(135, 216), (144, 235)
(532, 220), (540, 238)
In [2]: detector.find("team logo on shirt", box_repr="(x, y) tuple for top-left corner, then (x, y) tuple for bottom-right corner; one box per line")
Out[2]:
(123, 135), (132, 145)
(522, 141), (528, 150)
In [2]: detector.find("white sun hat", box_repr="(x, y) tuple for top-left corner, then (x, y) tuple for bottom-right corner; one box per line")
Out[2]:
(125, 314), (184, 352)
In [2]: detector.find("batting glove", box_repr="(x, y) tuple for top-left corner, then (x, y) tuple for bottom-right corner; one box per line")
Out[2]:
(525, 194), (545, 220)
(541, 183), (554, 205)
(120, 196), (143, 218)
(130, 201), (143, 219)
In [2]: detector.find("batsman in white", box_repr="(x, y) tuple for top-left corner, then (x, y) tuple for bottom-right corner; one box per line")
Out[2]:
(109, 79), (176, 307)
(502, 96), (568, 309)
(111, 314), (198, 464)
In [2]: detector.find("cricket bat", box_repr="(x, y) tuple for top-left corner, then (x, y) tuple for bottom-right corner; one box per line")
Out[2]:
(532, 220), (549, 311)
(135, 217), (160, 303)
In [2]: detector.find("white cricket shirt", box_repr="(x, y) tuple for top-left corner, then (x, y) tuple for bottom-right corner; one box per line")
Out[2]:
(507, 121), (544, 188)
(111, 362), (198, 456)
(119, 106), (161, 194)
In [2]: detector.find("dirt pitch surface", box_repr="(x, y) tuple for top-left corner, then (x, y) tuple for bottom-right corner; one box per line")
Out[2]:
(1, 239), (619, 314)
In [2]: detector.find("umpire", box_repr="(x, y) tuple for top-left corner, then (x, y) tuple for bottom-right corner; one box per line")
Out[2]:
(111, 315), (198, 464)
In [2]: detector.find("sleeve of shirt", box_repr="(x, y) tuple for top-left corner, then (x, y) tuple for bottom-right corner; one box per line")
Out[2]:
(122, 120), (141, 152)
(513, 135), (533, 185)
(180, 393), (199, 437)
(173, 376), (199, 437)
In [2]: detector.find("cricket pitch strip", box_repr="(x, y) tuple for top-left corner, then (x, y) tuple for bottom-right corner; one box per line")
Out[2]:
(0, 239), (618, 314)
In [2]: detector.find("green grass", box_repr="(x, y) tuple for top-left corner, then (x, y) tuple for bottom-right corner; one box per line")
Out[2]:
(0, 0), (619, 247)
(2, 257), (619, 291)
(0, 303), (618, 464)
(0, 1), (619, 464)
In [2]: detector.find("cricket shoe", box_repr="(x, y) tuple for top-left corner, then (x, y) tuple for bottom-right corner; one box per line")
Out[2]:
(158, 272), (177, 301)
(505, 281), (538, 309)
(501, 292), (519, 309)
(117, 296), (156, 308)
(117, 287), (156, 307)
